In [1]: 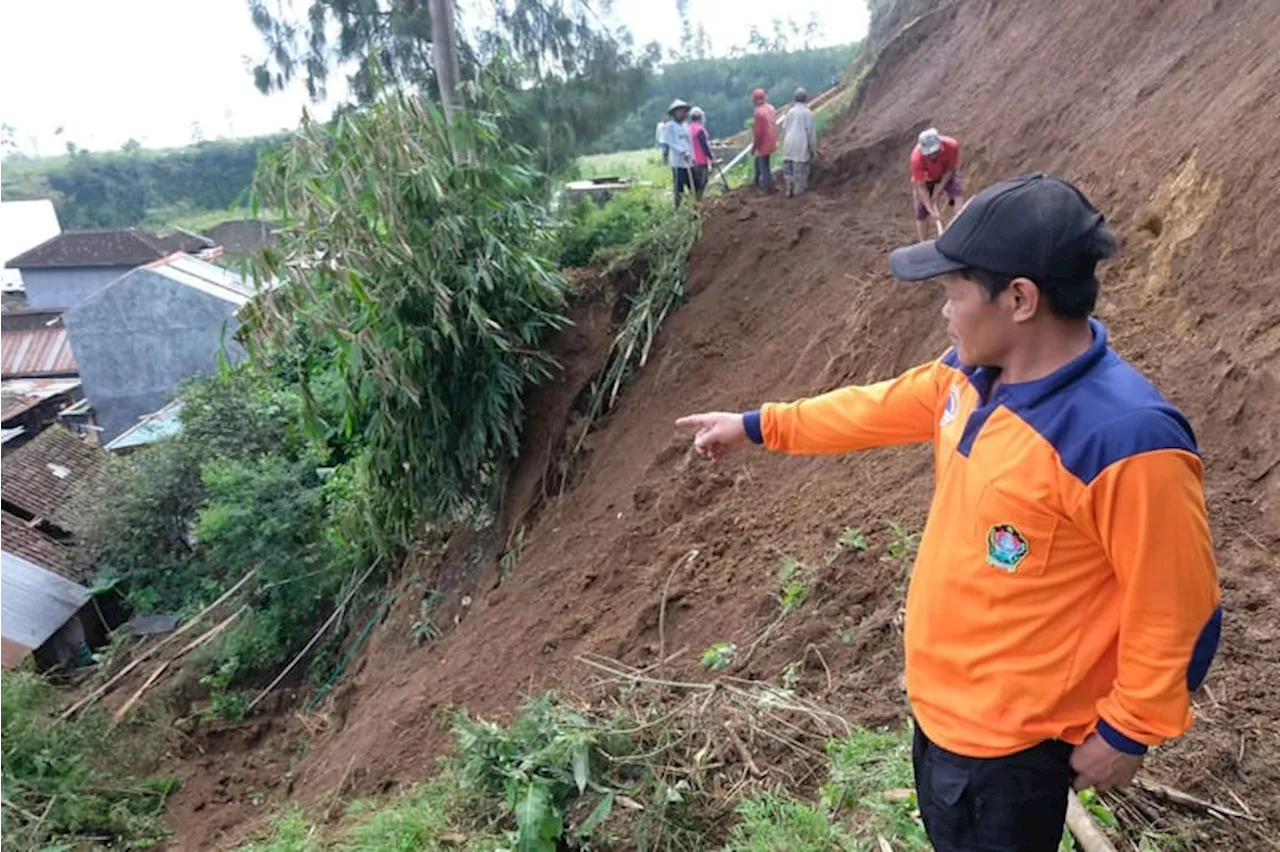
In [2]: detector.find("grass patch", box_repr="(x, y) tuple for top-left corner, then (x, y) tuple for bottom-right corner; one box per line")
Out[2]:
(577, 148), (671, 186)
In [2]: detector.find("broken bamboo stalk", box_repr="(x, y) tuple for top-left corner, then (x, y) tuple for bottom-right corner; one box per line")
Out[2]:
(113, 607), (245, 720)
(61, 568), (259, 720)
(1133, 778), (1260, 821)
(1066, 790), (1118, 852)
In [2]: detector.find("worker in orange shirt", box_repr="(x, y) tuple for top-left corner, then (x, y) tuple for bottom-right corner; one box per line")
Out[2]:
(678, 173), (1221, 851)
(912, 127), (965, 240)
(750, 87), (777, 193)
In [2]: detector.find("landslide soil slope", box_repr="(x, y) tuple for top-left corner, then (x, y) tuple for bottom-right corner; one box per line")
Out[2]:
(170, 0), (1280, 846)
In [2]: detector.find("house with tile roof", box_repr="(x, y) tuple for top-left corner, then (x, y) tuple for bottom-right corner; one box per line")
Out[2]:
(0, 426), (109, 668)
(0, 424), (107, 561)
(63, 253), (253, 442)
(6, 227), (213, 309)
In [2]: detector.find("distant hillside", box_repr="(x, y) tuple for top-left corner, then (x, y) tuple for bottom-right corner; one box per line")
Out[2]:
(585, 44), (860, 154)
(0, 135), (285, 230)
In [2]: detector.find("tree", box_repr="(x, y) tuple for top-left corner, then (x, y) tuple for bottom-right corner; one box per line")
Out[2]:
(246, 0), (660, 172)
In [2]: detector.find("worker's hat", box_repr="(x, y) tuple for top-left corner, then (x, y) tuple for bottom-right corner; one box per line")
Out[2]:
(668, 99), (690, 115)
(918, 128), (943, 155)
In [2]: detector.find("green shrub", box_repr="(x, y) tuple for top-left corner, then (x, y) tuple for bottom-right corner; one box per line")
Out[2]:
(557, 189), (665, 268)
(0, 671), (178, 849)
(73, 366), (364, 707)
(250, 92), (569, 540)
(453, 695), (613, 851)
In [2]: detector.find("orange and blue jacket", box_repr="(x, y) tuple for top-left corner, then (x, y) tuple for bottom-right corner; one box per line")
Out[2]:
(743, 319), (1221, 758)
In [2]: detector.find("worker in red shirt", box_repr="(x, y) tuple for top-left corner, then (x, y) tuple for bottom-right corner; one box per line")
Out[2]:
(750, 88), (777, 193)
(677, 173), (1220, 851)
(912, 127), (965, 241)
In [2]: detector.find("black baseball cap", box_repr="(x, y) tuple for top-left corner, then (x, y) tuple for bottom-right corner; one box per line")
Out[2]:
(889, 172), (1107, 282)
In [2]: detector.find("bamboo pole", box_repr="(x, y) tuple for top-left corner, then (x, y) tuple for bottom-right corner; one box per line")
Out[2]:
(61, 569), (258, 720)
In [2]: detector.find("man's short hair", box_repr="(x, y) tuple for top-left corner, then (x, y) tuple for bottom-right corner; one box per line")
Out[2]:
(964, 226), (1118, 319)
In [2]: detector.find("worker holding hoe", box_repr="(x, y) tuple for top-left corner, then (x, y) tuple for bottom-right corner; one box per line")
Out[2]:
(678, 173), (1221, 851)
(912, 127), (965, 240)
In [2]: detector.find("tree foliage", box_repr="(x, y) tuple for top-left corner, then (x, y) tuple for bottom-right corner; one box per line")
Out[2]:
(72, 366), (362, 687)
(248, 89), (568, 539)
(247, 0), (660, 173)
(1, 135), (283, 228)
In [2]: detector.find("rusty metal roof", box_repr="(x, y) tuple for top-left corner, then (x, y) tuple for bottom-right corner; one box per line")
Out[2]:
(1, 310), (77, 378)
(1, 377), (81, 421)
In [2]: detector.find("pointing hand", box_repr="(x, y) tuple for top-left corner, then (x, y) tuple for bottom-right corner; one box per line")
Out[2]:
(675, 412), (749, 461)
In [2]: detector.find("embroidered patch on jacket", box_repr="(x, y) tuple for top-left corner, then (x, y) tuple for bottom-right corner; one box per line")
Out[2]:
(986, 523), (1029, 572)
(940, 384), (961, 427)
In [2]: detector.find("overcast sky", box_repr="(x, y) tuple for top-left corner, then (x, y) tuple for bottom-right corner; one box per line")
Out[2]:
(1, 0), (869, 155)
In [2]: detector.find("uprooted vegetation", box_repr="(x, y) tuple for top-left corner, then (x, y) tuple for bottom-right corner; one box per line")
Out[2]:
(237, 671), (926, 852)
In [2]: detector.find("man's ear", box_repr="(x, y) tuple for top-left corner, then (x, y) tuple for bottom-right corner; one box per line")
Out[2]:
(1008, 277), (1042, 323)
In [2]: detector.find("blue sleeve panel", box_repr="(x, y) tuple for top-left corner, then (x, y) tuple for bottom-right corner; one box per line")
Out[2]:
(743, 410), (764, 444)
(1187, 606), (1222, 692)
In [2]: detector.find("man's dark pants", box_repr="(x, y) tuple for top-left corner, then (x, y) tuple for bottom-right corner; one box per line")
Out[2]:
(672, 167), (692, 206)
(913, 724), (1072, 851)
(753, 154), (774, 191)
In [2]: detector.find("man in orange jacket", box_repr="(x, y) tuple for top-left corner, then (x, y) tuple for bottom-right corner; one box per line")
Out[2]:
(678, 173), (1221, 851)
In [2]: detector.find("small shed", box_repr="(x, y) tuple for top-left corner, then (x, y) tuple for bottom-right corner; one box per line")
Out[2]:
(0, 550), (92, 669)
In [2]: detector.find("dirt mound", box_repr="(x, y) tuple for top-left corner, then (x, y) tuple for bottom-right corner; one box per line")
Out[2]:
(172, 0), (1280, 846)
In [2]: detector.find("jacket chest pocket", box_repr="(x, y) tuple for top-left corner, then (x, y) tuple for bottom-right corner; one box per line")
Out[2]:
(972, 482), (1060, 578)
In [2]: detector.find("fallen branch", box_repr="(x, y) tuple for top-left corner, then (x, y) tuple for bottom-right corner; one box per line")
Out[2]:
(1133, 777), (1261, 821)
(723, 721), (764, 777)
(61, 569), (258, 720)
(1, 794), (44, 824)
(1066, 790), (1118, 852)
(113, 607), (246, 720)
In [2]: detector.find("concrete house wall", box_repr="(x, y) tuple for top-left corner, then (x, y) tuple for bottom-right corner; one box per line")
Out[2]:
(22, 266), (133, 309)
(62, 268), (247, 442)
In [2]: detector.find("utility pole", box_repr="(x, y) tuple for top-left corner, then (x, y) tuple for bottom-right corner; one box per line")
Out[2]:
(428, 0), (464, 161)
(429, 0), (461, 121)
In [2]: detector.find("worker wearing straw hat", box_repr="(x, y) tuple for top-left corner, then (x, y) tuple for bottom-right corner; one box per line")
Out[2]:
(663, 99), (695, 207)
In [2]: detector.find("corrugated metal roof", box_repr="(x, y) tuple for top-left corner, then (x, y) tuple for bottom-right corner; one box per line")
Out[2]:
(0, 549), (89, 650)
(146, 253), (257, 304)
(105, 399), (184, 452)
(1, 315), (78, 378)
(1, 377), (81, 421)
